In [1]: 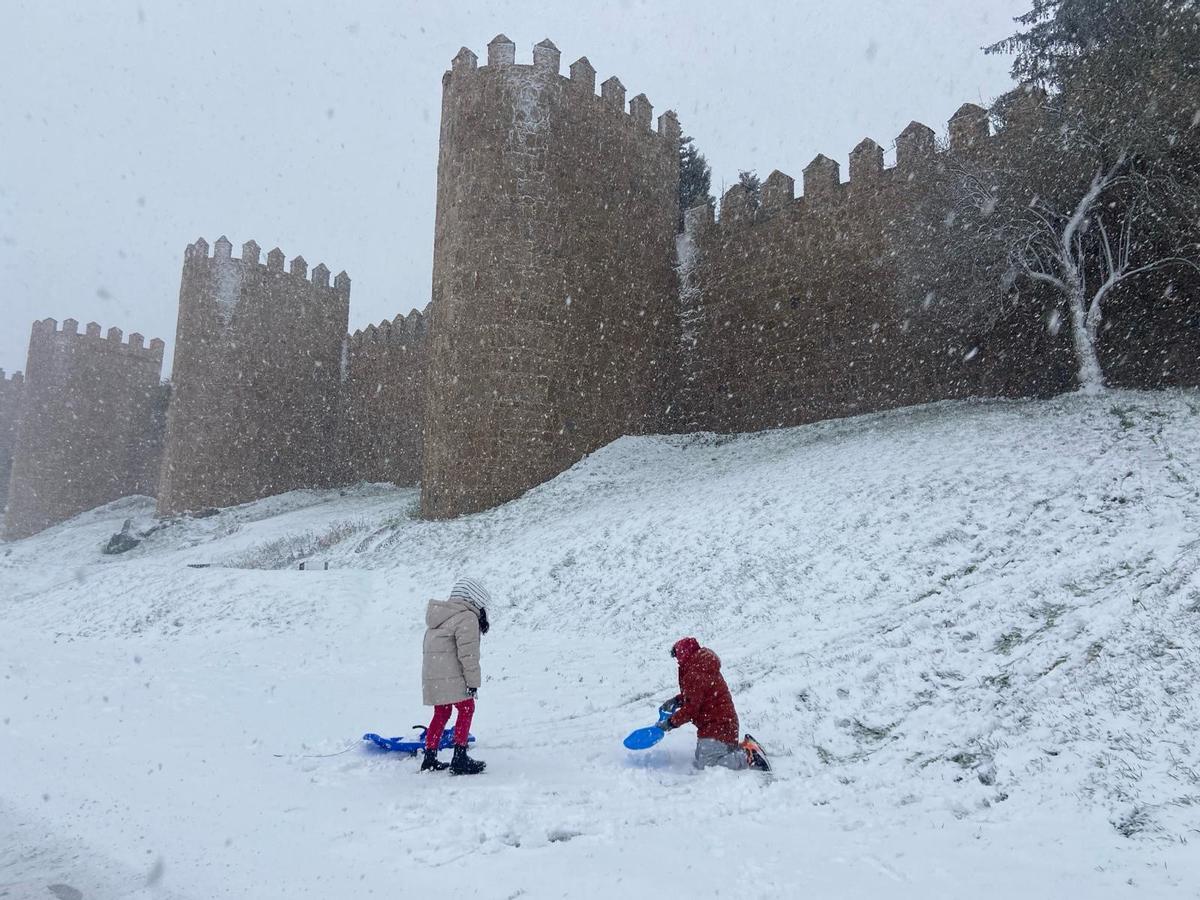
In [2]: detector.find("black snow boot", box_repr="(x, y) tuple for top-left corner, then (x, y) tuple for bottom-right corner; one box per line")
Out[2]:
(449, 744), (486, 775)
(420, 749), (448, 772)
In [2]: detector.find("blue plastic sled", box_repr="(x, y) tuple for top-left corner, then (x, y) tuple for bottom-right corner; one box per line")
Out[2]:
(623, 707), (672, 751)
(363, 725), (476, 755)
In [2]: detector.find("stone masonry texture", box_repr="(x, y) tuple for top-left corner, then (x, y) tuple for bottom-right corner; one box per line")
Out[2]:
(421, 38), (680, 518)
(343, 307), (430, 486)
(0, 368), (26, 513)
(682, 112), (1073, 434)
(3, 319), (165, 540)
(155, 238), (350, 515)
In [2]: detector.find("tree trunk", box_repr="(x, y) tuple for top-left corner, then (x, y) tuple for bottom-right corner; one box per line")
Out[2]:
(1068, 288), (1105, 394)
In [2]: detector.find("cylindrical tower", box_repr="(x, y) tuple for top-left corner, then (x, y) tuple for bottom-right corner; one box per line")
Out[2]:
(4, 318), (165, 539)
(421, 36), (681, 518)
(156, 237), (350, 515)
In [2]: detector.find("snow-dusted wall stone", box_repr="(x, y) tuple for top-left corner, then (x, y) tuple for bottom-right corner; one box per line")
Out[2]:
(684, 103), (1079, 435)
(342, 306), (430, 487)
(422, 37), (681, 518)
(7, 43), (1196, 532)
(0, 367), (26, 516)
(3, 319), (167, 539)
(156, 237), (350, 516)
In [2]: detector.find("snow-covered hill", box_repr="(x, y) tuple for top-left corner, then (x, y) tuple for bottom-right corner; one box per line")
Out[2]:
(3, 391), (1199, 899)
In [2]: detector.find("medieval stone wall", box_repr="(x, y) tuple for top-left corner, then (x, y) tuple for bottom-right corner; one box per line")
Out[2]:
(156, 237), (350, 515)
(421, 36), (681, 518)
(343, 306), (430, 486)
(682, 104), (1078, 435)
(0, 368), (25, 512)
(3, 319), (165, 540)
(4, 36), (1196, 538)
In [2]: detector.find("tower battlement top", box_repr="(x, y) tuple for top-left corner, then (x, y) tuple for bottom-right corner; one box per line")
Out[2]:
(444, 36), (680, 144)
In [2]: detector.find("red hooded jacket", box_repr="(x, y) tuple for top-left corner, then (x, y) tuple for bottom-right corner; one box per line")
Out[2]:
(667, 637), (739, 744)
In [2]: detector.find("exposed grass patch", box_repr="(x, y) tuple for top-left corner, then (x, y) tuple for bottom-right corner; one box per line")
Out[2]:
(1042, 654), (1069, 675)
(994, 629), (1024, 654)
(1112, 806), (1151, 838)
(225, 520), (367, 569)
(1110, 404), (1138, 430)
(1032, 602), (1068, 629)
(850, 719), (896, 743)
(940, 562), (978, 583)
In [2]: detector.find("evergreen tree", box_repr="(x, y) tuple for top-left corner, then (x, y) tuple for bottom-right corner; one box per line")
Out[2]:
(678, 135), (714, 231)
(986, 0), (1199, 158)
(737, 170), (762, 210)
(985, 0), (1197, 90)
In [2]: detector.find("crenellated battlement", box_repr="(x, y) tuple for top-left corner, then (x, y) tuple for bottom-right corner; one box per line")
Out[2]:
(0, 368), (24, 387)
(444, 35), (680, 145)
(184, 235), (350, 296)
(710, 102), (1025, 231)
(347, 305), (430, 350)
(29, 316), (165, 360)
(682, 81), (1079, 441)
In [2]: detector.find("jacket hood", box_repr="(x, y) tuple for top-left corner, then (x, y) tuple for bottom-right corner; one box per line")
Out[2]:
(672, 637), (702, 665)
(449, 577), (491, 612)
(426, 597), (478, 629)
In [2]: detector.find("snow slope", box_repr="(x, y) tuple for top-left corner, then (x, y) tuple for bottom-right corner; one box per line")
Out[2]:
(2, 391), (1199, 899)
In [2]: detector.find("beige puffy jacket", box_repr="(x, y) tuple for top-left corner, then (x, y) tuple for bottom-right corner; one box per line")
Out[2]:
(421, 597), (482, 706)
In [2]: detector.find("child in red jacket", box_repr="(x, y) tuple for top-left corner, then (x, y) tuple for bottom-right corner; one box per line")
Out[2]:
(660, 637), (770, 771)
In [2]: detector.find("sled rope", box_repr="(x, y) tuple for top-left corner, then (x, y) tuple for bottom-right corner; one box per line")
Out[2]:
(272, 742), (358, 759)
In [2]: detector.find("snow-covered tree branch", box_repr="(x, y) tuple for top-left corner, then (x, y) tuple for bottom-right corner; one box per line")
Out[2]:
(944, 146), (1200, 394)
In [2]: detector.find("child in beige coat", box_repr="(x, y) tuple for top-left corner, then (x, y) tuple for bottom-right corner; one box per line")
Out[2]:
(420, 577), (490, 774)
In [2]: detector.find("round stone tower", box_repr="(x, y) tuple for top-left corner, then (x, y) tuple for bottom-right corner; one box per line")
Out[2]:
(421, 36), (681, 518)
(156, 237), (351, 515)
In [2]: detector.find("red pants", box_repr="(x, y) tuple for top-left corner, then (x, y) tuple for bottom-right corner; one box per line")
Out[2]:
(425, 698), (475, 750)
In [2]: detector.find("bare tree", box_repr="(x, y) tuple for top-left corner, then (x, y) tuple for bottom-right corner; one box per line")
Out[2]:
(942, 144), (1199, 393)
(975, 0), (1200, 392)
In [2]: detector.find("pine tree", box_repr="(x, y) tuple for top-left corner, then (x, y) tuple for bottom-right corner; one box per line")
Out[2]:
(738, 170), (762, 211)
(987, 0), (1199, 161)
(678, 136), (714, 231)
(985, 0), (1197, 90)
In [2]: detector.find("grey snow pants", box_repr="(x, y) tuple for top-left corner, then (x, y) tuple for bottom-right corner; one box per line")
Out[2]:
(694, 737), (748, 770)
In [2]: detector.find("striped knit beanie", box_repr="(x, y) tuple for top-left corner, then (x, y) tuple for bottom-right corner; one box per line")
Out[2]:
(449, 577), (491, 611)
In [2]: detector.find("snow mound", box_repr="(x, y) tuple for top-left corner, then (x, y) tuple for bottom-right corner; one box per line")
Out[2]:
(2, 391), (1198, 898)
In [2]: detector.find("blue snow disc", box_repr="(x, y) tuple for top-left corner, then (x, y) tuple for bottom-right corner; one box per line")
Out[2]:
(623, 725), (666, 751)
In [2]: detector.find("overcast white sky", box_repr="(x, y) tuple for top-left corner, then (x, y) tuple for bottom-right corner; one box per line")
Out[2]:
(0, 0), (1026, 376)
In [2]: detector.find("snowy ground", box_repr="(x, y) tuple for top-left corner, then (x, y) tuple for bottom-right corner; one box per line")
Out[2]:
(2, 391), (1199, 899)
